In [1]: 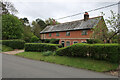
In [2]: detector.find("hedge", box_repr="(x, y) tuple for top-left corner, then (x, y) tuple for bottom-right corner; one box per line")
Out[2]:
(56, 43), (88, 57)
(87, 39), (103, 44)
(56, 43), (120, 63)
(2, 40), (25, 49)
(41, 39), (59, 44)
(25, 43), (62, 52)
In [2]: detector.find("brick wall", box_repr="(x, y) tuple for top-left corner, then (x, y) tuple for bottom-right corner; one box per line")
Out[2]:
(41, 29), (93, 47)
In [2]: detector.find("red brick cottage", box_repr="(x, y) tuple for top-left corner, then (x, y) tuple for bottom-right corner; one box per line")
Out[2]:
(40, 13), (106, 47)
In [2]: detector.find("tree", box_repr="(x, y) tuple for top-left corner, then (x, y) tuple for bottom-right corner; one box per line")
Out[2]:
(45, 18), (60, 26)
(91, 16), (108, 42)
(36, 18), (46, 30)
(22, 25), (34, 42)
(32, 18), (47, 38)
(20, 17), (29, 25)
(2, 14), (23, 39)
(0, 0), (18, 15)
(91, 10), (120, 43)
(104, 10), (120, 41)
(19, 17), (35, 42)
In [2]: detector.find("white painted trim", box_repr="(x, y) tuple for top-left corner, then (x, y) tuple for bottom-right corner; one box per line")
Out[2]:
(73, 41), (79, 44)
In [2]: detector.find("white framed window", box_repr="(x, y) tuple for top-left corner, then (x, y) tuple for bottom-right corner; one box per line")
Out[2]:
(49, 33), (51, 37)
(73, 41), (78, 44)
(82, 30), (87, 35)
(66, 41), (70, 46)
(66, 32), (70, 36)
(56, 32), (59, 36)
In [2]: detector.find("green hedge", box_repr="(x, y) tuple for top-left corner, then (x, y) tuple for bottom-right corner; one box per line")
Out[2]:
(25, 43), (62, 52)
(56, 43), (88, 57)
(56, 43), (120, 63)
(2, 40), (25, 49)
(87, 39), (103, 44)
(41, 39), (59, 44)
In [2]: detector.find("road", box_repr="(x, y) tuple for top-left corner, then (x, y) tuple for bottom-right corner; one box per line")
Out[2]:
(2, 54), (118, 78)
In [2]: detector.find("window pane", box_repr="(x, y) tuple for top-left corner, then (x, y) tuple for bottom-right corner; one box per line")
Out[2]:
(66, 41), (70, 46)
(82, 30), (87, 35)
(56, 32), (59, 36)
(66, 32), (70, 36)
(73, 41), (78, 44)
(49, 33), (51, 37)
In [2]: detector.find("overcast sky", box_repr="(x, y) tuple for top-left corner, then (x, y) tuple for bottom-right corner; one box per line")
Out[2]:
(9, 0), (119, 23)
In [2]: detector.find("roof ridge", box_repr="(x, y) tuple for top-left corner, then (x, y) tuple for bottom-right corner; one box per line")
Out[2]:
(56, 16), (103, 25)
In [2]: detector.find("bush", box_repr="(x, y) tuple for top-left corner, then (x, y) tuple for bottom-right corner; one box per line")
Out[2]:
(56, 43), (88, 57)
(50, 39), (59, 44)
(44, 39), (50, 43)
(2, 40), (25, 49)
(25, 43), (61, 52)
(42, 39), (60, 44)
(42, 51), (53, 56)
(87, 39), (103, 44)
(2, 45), (13, 52)
(30, 36), (39, 42)
(56, 43), (120, 63)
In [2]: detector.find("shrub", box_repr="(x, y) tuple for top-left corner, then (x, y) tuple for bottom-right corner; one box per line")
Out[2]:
(89, 44), (120, 63)
(2, 45), (13, 52)
(42, 51), (53, 56)
(50, 39), (59, 44)
(87, 39), (103, 44)
(42, 39), (60, 44)
(30, 36), (39, 42)
(44, 39), (50, 43)
(56, 43), (120, 63)
(56, 43), (88, 57)
(2, 40), (25, 49)
(25, 43), (61, 52)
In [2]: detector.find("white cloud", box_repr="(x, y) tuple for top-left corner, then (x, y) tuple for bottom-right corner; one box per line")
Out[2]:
(9, 0), (119, 23)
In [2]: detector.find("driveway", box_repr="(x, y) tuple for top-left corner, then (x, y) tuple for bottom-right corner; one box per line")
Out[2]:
(2, 50), (24, 55)
(2, 54), (118, 78)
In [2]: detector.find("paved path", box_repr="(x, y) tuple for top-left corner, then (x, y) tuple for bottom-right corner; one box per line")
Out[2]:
(2, 54), (118, 78)
(2, 50), (24, 55)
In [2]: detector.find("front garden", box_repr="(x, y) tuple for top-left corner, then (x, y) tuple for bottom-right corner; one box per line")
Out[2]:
(1, 39), (120, 73)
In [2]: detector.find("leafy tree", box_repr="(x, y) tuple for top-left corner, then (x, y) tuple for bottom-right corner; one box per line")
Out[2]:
(104, 10), (120, 42)
(91, 10), (120, 43)
(30, 36), (39, 42)
(0, 0), (18, 15)
(22, 25), (34, 42)
(19, 17), (35, 42)
(36, 18), (46, 29)
(32, 18), (47, 38)
(2, 14), (23, 39)
(20, 17), (29, 25)
(45, 18), (60, 26)
(91, 16), (108, 41)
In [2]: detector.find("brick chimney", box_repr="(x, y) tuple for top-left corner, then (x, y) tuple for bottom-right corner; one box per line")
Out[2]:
(53, 19), (56, 25)
(84, 12), (89, 21)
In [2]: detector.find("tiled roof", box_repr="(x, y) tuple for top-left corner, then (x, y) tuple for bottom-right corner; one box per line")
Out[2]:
(40, 16), (102, 33)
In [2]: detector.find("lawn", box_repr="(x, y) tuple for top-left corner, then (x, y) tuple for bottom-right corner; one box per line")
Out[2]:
(16, 52), (119, 72)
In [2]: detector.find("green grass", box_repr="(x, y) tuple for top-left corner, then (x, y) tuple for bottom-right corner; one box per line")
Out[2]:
(2, 45), (14, 52)
(16, 52), (119, 72)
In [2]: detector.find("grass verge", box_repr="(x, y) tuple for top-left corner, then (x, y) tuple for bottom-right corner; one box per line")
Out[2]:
(16, 52), (118, 72)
